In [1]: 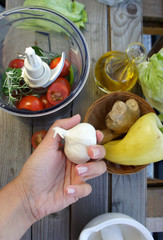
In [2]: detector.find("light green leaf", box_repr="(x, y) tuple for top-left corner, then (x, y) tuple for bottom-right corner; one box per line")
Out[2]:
(23, 0), (87, 29)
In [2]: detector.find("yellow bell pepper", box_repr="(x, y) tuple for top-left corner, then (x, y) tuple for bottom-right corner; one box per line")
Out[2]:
(104, 112), (163, 165)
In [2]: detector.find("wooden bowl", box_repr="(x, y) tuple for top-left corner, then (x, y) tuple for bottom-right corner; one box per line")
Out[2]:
(84, 92), (155, 175)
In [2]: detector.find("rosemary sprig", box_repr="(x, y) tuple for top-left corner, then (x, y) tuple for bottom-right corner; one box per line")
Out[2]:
(2, 67), (32, 105)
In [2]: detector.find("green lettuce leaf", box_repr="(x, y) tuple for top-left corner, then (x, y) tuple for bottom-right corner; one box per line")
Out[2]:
(138, 48), (163, 103)
(23, 0), (87, 29)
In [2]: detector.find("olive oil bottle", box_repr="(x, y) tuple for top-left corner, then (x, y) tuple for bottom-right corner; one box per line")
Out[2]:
(94, 43), (147, 93)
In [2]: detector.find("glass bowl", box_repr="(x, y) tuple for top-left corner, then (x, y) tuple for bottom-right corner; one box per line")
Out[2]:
(0, 6), (90, 118)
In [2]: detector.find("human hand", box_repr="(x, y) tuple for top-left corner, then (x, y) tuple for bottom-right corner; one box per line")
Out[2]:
(17, 114), (106, 224)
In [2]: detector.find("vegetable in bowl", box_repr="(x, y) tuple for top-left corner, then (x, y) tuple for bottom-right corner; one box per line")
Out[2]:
(1, 46), (74, 111)
(138, 48), (163, 114)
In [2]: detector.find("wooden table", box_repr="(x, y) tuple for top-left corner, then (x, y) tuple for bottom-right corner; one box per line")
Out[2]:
(0, 0), (147, 239)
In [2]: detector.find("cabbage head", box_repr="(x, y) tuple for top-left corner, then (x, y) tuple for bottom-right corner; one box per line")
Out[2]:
(23, 0), (87, 29)
(138, 48), (163, 103)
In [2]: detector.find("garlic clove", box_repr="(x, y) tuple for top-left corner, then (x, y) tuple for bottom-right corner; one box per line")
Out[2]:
(64, 139), (90, 164)
(53, 123), (97, 164)
(66, 123), (97, 145)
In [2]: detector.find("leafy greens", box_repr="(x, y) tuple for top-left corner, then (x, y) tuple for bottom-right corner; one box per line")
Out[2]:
(2, 68), (32, 104)
(138, 48), (163, 109)
(23, 0), (87, 29)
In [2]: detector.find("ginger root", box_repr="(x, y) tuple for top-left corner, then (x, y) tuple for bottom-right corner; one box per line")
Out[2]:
(106, 98), (140, 134)
(101, 98), (140, 144)
(101, 128), (120, 144)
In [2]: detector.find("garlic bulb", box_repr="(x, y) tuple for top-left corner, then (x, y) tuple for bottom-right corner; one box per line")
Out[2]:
(53, 123), (97, 164)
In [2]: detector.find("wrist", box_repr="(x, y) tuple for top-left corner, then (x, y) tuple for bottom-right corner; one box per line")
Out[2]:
(0, 177), (35, 240)
(14, 176), (37, 225)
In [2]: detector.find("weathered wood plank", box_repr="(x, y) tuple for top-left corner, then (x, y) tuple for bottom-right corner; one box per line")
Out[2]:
(143, 23), (163, 35)
(71, 1), (109, 239)
(146, 217), (163, 232)
(147, 188), (163, 218)
(111, 170), (146, 224)
(143, 0), (163, 21)
(72, 0), (107, 118)
(109, 0), (142, 52)
(6, 0), (24, 9)
(109, 0), (146, 225)
(142, 0), (163, 35)
(31, 29), (71, 240)
(32, 210), (70, 240)
(0, 1), (32, 239)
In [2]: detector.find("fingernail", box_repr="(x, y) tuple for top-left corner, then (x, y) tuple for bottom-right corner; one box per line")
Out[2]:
(77, 166), (88, 175)
(67, 187), (75, 194)
(92, 147), (100, 157)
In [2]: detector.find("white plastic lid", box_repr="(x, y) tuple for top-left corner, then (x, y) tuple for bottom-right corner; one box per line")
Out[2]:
(23, 47), (65, 88)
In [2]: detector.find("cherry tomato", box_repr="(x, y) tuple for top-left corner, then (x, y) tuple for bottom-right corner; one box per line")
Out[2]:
(18, 96), (43, 111)
(50, 57), (71, 77)
(40, 95), (53, 109)
(47, 81), (70, 106)
(31, 130), (47, 149)
(55, 78), (71, 94)
(8, 59), (24, 69)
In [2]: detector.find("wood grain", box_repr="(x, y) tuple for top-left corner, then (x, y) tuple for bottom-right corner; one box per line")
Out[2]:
(71, 1), (109, 239)
(109, 0), (146, 225)
(147, 188), (163, 217)
(143, 23), (163, 35)
(111, 171), (146, 224)
(143, 0), (163, 20)
(1, 1), (31, 239)
(143, 0), (163, 35)
(6, 0), (24, 9)
(31, 29), (71, 240)
(146, 217), (163, 232)
(109, 0), (142, 52)
(32, 209), (70, 240)
(72, 0), (107, 117)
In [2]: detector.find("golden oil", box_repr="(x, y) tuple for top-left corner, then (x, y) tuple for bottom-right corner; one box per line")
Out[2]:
(94, 51), (138, 93)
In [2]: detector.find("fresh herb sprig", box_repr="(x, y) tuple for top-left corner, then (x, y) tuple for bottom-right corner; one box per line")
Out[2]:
(2, 67), (32, 105)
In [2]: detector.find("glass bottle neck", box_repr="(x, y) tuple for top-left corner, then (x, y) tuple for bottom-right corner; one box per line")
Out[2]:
(126, 42), (147, 64)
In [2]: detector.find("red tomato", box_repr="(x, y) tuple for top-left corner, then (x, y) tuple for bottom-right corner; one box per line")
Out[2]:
(31, 130), (47, 149)
(18, 96), (43, 111)
(50, 57), (71, 77)
(40, 95), (53, 109)
(47, 81), (70, 106)
(8, 59), (24, 69)
(55, 78), (71, 94)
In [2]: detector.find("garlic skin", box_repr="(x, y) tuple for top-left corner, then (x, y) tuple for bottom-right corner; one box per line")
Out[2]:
(53, 123), (97, 164)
